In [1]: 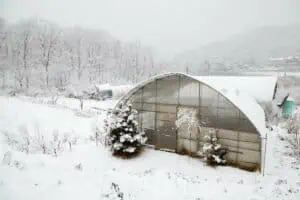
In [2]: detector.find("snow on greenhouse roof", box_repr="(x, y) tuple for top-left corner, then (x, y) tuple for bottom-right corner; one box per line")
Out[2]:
(193, 76), (277, 102)
(191, 75), (267, 137)
(118, 72), (267, 137)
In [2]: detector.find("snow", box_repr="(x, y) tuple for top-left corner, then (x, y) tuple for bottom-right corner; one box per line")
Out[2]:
(202, 143), (213, 152)
(120, 134), (132, 143)
(17, 95), (116, 113)
(195, 76), (267, 137)
(193, 76), (277, 102)
(0, 97), (93, 136)
(212, 154), (223, 164)
(123, 147), (136, 153)
(287, 97), (295, 101)
(0, 96), (300, 199)
(119, 73), (276, 104)
(93, 84), (133, 99)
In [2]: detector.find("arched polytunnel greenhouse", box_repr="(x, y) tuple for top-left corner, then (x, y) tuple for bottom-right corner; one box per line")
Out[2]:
(116, 73), (267, 171)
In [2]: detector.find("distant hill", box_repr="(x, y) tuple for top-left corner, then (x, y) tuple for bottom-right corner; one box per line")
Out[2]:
(174, 24), (300, 72)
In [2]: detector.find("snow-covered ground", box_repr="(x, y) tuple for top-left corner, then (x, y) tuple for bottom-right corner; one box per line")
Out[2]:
(0, 96), (300, 200)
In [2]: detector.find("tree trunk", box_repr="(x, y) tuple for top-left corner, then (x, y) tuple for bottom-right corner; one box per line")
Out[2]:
(25, 71), (29, 89)
(46, 65), (49, 87)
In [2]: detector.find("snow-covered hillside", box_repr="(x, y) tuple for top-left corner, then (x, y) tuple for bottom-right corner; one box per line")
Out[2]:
(0, 96), (299, 200)
(174, 24), (300, 71)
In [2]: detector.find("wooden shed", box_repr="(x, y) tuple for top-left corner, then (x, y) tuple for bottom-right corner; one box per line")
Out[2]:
(116, 73), (267, 171)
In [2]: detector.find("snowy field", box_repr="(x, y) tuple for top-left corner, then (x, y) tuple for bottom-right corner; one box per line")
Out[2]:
(0, 96), (300, 200)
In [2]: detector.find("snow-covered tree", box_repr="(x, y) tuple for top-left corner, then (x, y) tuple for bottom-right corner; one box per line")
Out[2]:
(176, 107), (203, 134)
(17, 23), (33, 89)
(0, 17), (160, 92)
(0, 17), (6, 46)
(198, 129), (227, 165)
(66, 28), (86, 81)
(104, 102), (147, 156)
(38, 21), (60, 86)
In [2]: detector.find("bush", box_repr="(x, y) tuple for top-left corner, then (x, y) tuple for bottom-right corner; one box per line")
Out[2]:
(285, 114), (300, 150)
(90, 121), (105, 146)
(2, 125), (77, 156)
(104, 102), (147, 157)
(198, 129), (227, 165)
(102, 183), (124, 200)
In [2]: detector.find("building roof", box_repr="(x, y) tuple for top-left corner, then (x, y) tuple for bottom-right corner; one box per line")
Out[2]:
(192, 76), (277, 102)
(191, 75), (266, 137)
(118, 72), (267, 137)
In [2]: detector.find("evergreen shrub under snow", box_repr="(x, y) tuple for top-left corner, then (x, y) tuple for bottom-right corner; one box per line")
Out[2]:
(104, 102), (147, 156)
(198, 129), (227, 165)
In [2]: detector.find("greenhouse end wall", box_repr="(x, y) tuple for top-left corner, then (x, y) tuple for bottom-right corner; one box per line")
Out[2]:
(125, 74), (262, 171)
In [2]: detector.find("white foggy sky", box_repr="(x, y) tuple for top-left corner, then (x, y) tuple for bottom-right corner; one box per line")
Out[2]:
(1, 0), (300, 58)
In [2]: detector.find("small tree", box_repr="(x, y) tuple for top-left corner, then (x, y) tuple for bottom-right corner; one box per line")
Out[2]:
(198, 129), (227, 165)
(175, 107), (203, 155)
(176, 107), (202, 134)
(104, 102), (147, 156)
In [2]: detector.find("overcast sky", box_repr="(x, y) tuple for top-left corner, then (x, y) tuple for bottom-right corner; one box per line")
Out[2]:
(1, 0), (300, 59)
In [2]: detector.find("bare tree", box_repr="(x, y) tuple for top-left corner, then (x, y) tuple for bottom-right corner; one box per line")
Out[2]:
(15, 23), (33, 89)
(87, 43), (104, 83)
(67, 30), (85, 81)
(39, 22), (60, 86)
(74, 37), (83, 80)
(0, 18), (157, 91)
(0, 18), (8, 88)
(0, 17), (6, 48)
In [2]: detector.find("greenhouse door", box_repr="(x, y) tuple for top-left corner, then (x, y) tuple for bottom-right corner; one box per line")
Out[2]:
(176, 107), (200, 155)
(156, 118), (177, 152)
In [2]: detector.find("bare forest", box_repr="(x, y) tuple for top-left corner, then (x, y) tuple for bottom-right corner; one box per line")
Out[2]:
(0, 17), (162, 94)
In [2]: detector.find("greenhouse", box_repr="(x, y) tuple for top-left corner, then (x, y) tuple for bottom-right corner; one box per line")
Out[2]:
(117, 73), (267, 171)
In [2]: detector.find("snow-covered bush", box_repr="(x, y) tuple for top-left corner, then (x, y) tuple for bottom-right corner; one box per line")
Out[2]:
(198, 129), (227, 165)
(104, 102), (147, 156)
(285, 114), (300, 149)
(64, 85), (80, 98)
(82, 84), (113, 100)
(102, 182), (124, 200)
(91, 121), (105, 146)
(175, 107), (203, 134)
(285, 115), (300, 135)
(2, 125), (77, 156)
(1, 151), (26, 170)
(46, 95), (59, 105)
(2, 151), (12, 165)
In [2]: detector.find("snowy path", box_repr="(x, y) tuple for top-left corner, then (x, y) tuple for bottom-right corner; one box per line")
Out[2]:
(0, 96), (299, 200)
